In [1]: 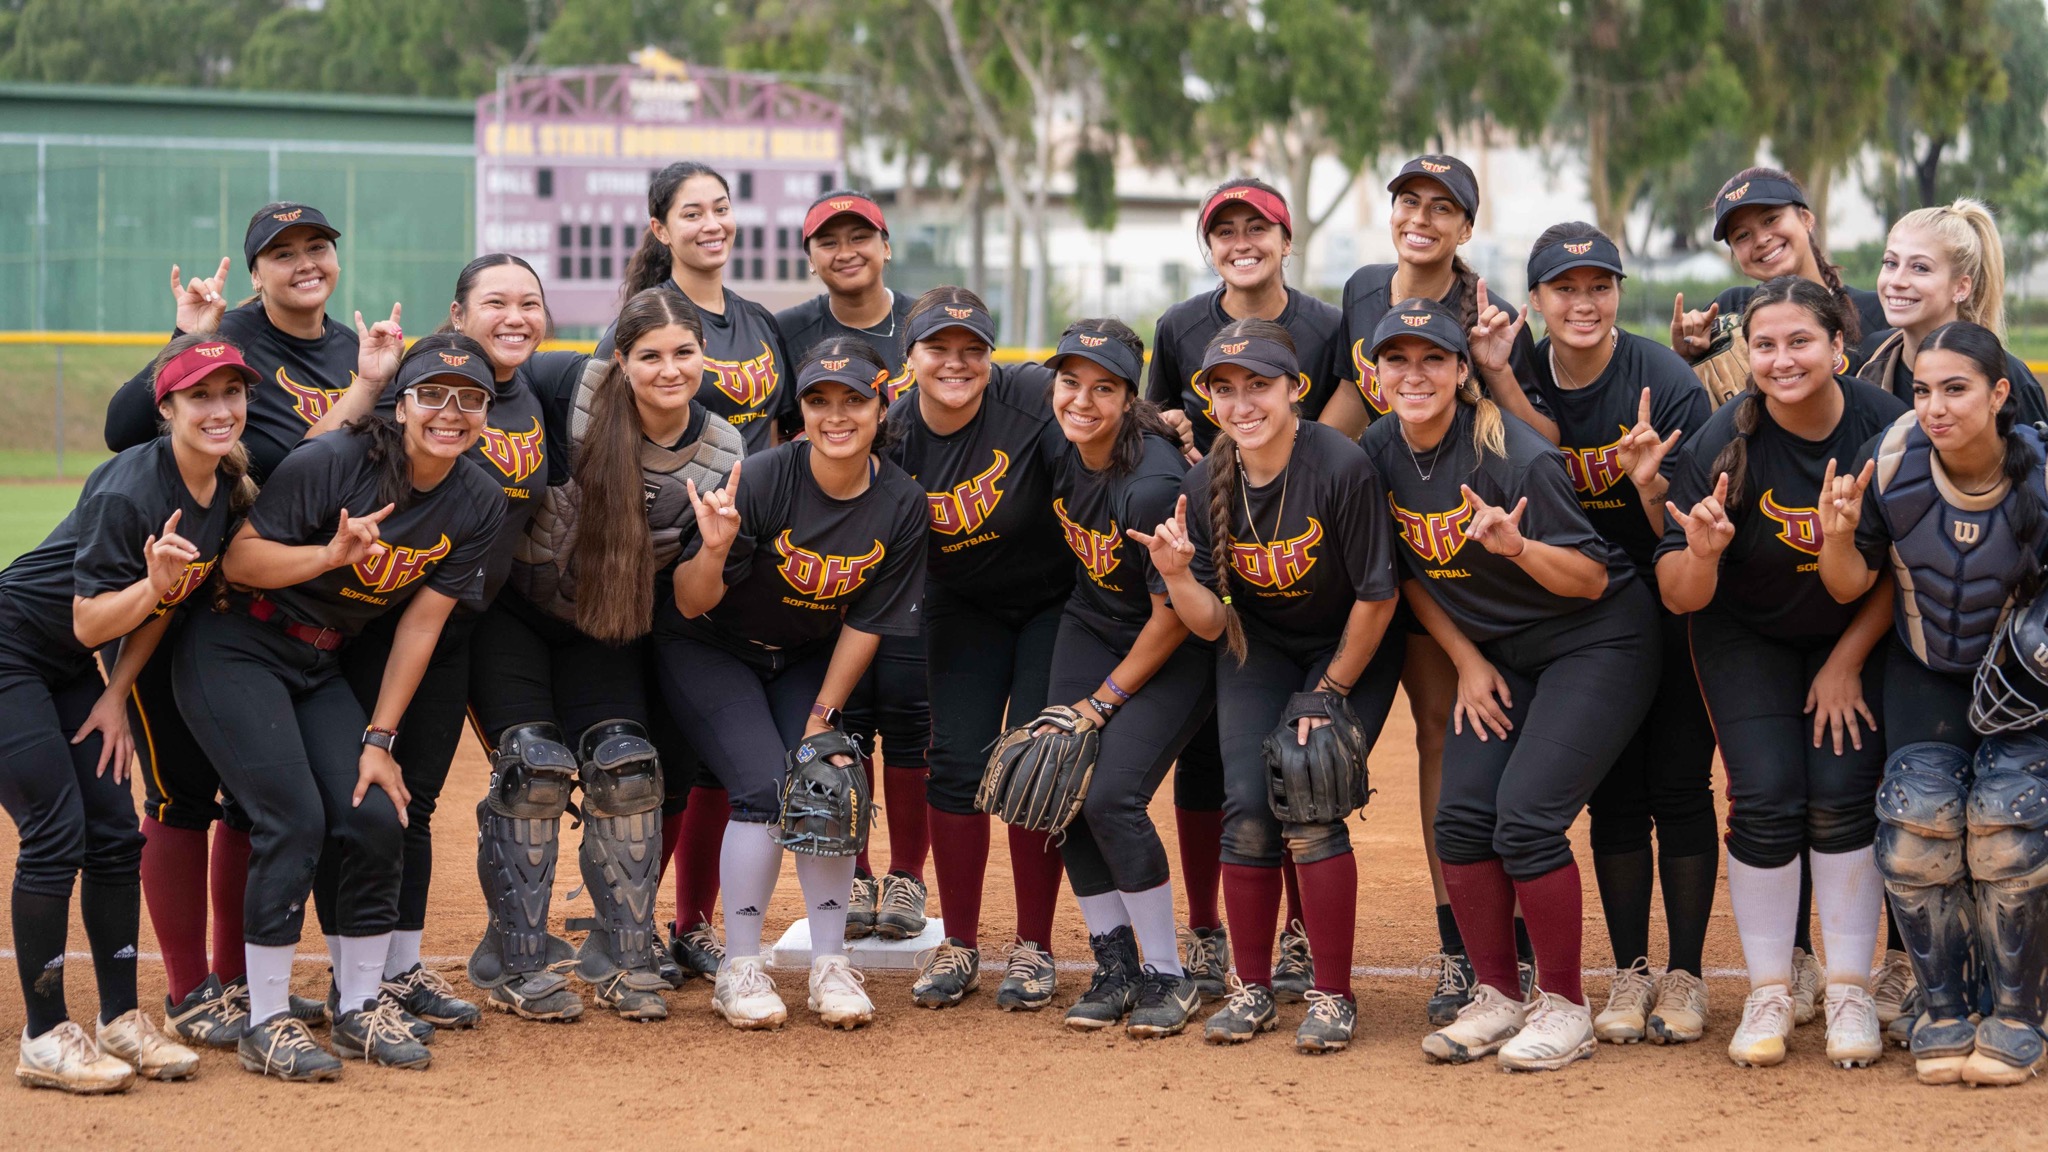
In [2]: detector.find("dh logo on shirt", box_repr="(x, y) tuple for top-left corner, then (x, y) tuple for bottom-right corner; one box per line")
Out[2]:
(153, 556), (218, 614)
(352, 535), (452, 594)
(883, 363), (916, 403)
(1349, 343), (1389, 416)
(1228, 518), (1323, 589)
(706, 341), (779, 408)
(1759, 489), (1823, 556)
(775, 531), (884, 599)
(276, 367), (354, 426)
(478, 417), (546, 483)
(926, 451), (1008, 535)
(1565, 428), (1629, 496)
(1052, 499), (1121, 583)
(1390, 494), (1473, 564)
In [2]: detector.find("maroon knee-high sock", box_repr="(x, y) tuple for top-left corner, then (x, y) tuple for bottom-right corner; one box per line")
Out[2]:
(658, 811), (684, 884)
(883, 767), (930, 881)
(1294, 853), (1358, 998)
(141, 818), (210, 1002)
(927, 808), (990, 949)
(1281, 852), (1305, 928)
(1174, 807), (1223, 931)
(672, 788), (728, 927)
(1221, 864), (1283, 987)
(1008, 824), (1063, 952)
(209, 826), (252, 982)
(1512, 861), (1586, 1004)
(1441, 859), (1519, 997)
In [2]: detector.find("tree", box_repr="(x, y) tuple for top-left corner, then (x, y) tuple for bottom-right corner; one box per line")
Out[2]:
(1876, 0), (2003, 213)
(0, 0), (276, 86)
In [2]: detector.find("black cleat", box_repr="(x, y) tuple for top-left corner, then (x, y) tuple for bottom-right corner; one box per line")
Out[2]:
(1180, 925), (1231, 1001)
(332, 1001), (433, 1070)
(1126, 967), (1201, 1039)
(1425, 952), (1475, 1026)
(1273, 920), (1314, 1003)
(874, 870), (929, 940)
(911, 938), (981, 1008)
(670, 918), (725, 979)
(165, 973), (249, 1049)
(238, 1015), (341, 1082)
(326, 973), (435, 1043)
(382, 965), (481, 1030)
(1295, 990), (1357, 1054)
(1065, 926), (1140, 1032)
(847, 870), (878, 940)
(1203, 977), (1278, 1044)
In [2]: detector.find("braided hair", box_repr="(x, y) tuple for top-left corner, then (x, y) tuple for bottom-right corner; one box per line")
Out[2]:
(1202, 317), (1298, 663)
(1921, 320), (2043, 600)
(1707, 277), (1847, 511)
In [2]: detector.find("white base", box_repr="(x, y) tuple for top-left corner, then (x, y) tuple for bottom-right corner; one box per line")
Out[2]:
(769, 917), (946, 970)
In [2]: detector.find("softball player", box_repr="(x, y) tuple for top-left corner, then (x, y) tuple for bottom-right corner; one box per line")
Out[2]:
(0, 335), (248, 1092)
(1359, 300), (1653, 1073)
(776, 190), (931, 947)
(1321, 155), (1556, 1021)
(1655, 277), (1908, 1070)
(657, 338), (928, 1030)
(175, 343), (504, 1079)
(1523, 225), (1719, 1045)
(884, 289), (1074, 1011)
(1035, 319), (1213, 1038)
(1147, 319), (1404, 1054)
(1817, 320), (2048, 1084)
(101, 204), (373, 1040)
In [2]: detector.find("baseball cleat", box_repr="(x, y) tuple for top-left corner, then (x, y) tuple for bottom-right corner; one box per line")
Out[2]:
(995, 940), (1056, 1012)
(1423, 983), (1526, 1063)
(807, 955), (874, 1030)
(1907, 1016), (1977, 1085)
(874, 871), (930, 940)
(1424, 951), (1475, 1026)
(847, 870), (878, 940)
(1960, 1017), (2048, 1087)
(17, 1021), (136, 1094)
(1272, 920), (1314, 1003)
(1823, 984), (1883, 1068)
(1885, 983), (1922, 1048)
(911, 938), (980, 1008)
(1066, 926), (1140, 1032)
(1728, 984), (1794, 1067)
(1871, 948), (1914, 1026)
(1517, 960), (1536, 1002)
(590, 972), (668, 1022)
(237, 1015), (341, 1082)
(1294, 991), (1357, 1054)
(382, 965), (481, 1030)
(1646, 968), (1709, 1044)
(671, 918), (725, 979)
(1789, 947), (1823, 1025)
(332, 1001), (432, 1070)
(712, 956), (788, 1030)
(486, 971), (585, 1022)
(165, 973), (249, 1049)
(1126, 967), (1200, 1039)
(97, 1009), (199, 1081)
(1179, 925), (1231, 1001)
(1594, 958), (1654, 1044)
(288, 993), (328, 1026)
(649, 928), (687, 989)
(327, 974), (434, 1043)
(1203, 977), (1278, 1044)
(1499, 991), (1596, 1072)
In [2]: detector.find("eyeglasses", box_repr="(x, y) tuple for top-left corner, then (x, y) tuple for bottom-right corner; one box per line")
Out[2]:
(406, 384), (491, 413)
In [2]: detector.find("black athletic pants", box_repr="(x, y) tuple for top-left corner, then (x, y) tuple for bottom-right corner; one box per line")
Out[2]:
(1435, 581), (1659, 880)
(653, 618), (831, 823)
(924, 583), (1064, 816)
(1689, 608), (1891, 869)
(467, 592), (652, 748)
(174, 609), (402, 945)
(1585, 606), (1719, 858)
(118, 614), (250, 832)
(844, 631), (930, 771)
(1048, 615), (1215, 896)
(1882, 651), (1978, 754)
(1173, 717), (1226, 812)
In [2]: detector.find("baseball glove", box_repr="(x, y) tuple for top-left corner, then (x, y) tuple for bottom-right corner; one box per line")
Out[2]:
(774, 729), (872, 857)
(976, 705), (1100, 835)
(1263, 691), (1373, 824)
(1692, 326), (1750, 409)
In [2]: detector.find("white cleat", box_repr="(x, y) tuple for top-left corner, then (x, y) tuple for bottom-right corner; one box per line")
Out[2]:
(1729, 984), (1794, 1067)
(1499, 991), (1597, 1072)
(1422, 983), (1526, 1063)
(16, 1022), (136, 1095)
(712, 956), (788, 1031)
(1790, 947), (1823, 1025)
(807, 955), (874, 1030)
(1593, 958), (1654, 1044)
(1823, 983), (1883, 1069)
(98, 1009), (200, 1081)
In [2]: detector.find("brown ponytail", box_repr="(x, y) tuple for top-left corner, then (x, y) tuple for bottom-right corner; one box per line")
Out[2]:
(1449, 255), (1484, 330)
(623, 162), (731, 298)
(1205, 442), (1249, 664)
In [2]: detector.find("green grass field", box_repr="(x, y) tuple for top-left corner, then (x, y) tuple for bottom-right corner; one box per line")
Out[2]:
(0, 482), (83, 566)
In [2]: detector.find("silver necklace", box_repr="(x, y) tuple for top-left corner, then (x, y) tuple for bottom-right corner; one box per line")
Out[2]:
(1407, 430), (1450, 482)
(1550, 328), (1618, 391)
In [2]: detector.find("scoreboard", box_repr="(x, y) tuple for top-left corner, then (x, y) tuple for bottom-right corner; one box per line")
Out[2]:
(475, 58), (844, 329)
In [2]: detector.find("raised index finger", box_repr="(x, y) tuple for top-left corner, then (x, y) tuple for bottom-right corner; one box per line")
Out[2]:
(1173, 493), (1188, 531)
(1638, 387), (1653, 427)
(162, 508), (183, 536)
(1672, 293), (1685, 324)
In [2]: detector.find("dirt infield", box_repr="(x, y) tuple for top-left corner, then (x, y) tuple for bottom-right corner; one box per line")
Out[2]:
(0, 694), (2034, 1150)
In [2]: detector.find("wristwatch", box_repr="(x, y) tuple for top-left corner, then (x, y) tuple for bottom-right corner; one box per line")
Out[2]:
(809, 702), (842, 728)
(361, 725), (398, 752)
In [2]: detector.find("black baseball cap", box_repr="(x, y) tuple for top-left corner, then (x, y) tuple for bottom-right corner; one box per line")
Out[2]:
(1711, 174), (1807, 242)
(1389, 156), (1479, 220)
(395, 345), (496, 397)
(1197, 331), (1299, 385)
(1528, 232), (1626, 289)
(1045, 329), (1143, 389)
(1370, 298), (1470, 360)
(243, 203), (340, 269)
(907, 299), (997, 347)
(797, 353), (887, 400)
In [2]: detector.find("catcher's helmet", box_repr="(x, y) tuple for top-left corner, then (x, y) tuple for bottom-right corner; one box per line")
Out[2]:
(1971, 593), (2048, 735)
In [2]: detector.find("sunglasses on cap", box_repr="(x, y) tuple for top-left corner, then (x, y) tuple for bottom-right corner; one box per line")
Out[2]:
(405, 383), (492, 413)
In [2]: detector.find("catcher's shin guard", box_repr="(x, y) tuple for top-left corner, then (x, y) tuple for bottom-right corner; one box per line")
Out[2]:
(778, 730), (873, 856)
(1966, 736), (2048, 1027)
(569, 721), (668, 993)
(471, 723), (578, 990)
(1874, 742), (1978, 1019)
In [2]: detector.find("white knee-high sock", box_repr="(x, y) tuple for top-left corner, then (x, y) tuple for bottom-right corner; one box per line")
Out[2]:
(1810, 845), (1884, 986)
(1075, 892), (1130, 936)
(336, 934), (389, 1015)
(384, 929), (424, 979)
(1122, 883), (1182, 976)
(245, 943), (297, 1026)
(720, 820), (783, 963)
(794, 853), (856, 954)
(1726, 854), (1801, 989)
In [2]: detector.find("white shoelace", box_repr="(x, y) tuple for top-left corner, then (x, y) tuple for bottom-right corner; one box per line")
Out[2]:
(1425, 952), (1472, 997)
(1739, 988), (1794, 1038)
(879, 877), (924, 916)
(1005, 942), (1052, 987)
(1606, 958), (1654, 1011)
(918, 942), (976, 980)
(815, 959), (867, 999)
(725, 961), (777, 999)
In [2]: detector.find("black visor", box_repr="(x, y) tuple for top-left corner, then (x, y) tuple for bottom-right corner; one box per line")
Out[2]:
(1197, 334), (1299, 385)
(1528, 233), (1626, 289)
(907, 301), (997, 348)
(1370, 299), (1469, 360)
(1046, 330), (1143, 389)
(1711, 175), (1807, 241)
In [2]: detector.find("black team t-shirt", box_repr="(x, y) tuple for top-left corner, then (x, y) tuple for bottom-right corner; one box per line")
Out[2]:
(104, 301), (360, 481)
(1184, 419), (1401, 659)
(1049, 432), (1188, 649)
(1334, 265), (1547, 423)
(1145, 287), (1343, 453)
(597, 282), (795, 452)
(666, 440), (927, 654)
(1363, 406), (1632, 644)
(242, 427), (504, 636)
(1654, 376), (1909, 638)
(886, 363), (1074, 606)
(0, 437), (236, 658)
(1530, 330), (1711, 578)
(776, 290), (916, 402)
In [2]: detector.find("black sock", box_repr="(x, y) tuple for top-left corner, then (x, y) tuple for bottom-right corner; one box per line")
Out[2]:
(1514, 916), (1534, 963)
(1435, 903), (1464, 954)
(11, 889), (71, 1037)
(1884, 896), (1904, 953)
(1794, 851), (1814, 953)
(1593, 848), (1654, 969)
(1658, 850), (1718, 977)
(80, 876), (139, 1024)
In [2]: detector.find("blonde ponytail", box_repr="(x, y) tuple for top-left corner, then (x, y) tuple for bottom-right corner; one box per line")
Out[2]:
(1460, 376), (1507, 461)
(1894, 198), (2008, 340)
